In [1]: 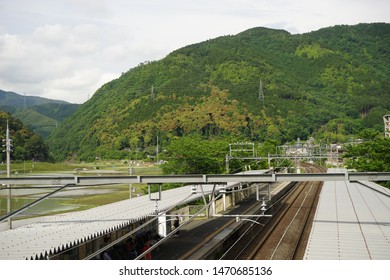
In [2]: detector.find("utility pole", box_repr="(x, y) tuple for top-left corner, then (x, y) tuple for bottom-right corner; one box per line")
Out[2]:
(156, 136), (159, 164)
(4, 120), (12, 229)
(129, 160), (134, 199)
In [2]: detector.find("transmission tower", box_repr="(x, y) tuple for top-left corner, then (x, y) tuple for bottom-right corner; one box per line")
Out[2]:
(258, 79), (264, 106)
(384, 115), (390, 138)
(151, 85), (155, 101)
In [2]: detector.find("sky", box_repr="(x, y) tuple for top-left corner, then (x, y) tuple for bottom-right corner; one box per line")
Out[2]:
(0, 0), (389, 104)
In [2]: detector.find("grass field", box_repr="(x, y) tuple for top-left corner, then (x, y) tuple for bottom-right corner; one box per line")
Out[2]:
(2, 160), (162, 175)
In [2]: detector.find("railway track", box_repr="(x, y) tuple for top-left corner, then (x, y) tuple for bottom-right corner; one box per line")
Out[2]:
(221, 164), (324, 260)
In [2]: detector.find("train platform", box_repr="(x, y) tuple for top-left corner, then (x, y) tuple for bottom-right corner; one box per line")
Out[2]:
(153, 195), (263, 260)
(154, 170), (390, 260)
(150, 181), (292, 260)
(304, 168), (390, 260)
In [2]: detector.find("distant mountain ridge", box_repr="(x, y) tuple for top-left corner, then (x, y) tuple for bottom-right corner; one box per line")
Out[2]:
(0, 89), (80, 138)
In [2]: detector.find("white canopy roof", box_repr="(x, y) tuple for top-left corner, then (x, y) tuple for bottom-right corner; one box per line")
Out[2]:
(0, 184), (217, 260)
(304, 168), (390, 259)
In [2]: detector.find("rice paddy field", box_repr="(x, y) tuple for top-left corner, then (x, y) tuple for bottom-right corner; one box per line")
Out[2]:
(0, 160), (162, 220)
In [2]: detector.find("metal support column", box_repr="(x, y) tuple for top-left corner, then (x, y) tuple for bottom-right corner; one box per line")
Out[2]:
(232, 186), (236, 206)
(199, 184), (209, 218)
(222, 186), (226, 212)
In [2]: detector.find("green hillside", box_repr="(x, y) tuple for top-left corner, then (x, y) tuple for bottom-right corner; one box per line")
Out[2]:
(0, 90), (80, 138)
(13, 109), (56, 138)
(13, 103), (79, 138)
(47, 23), (390, 161)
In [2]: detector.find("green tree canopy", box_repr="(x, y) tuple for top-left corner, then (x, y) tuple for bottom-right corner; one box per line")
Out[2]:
(344, 138), (390, 172)
(0, 111), (49, 161)
(161, 136), (229, 174)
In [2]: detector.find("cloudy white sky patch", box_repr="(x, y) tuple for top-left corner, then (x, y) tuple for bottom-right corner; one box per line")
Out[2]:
(0, 0), (388, 104)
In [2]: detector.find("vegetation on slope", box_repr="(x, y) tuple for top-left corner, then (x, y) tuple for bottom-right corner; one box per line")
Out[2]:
(0, 112), (49, 162)
(46, 23), (390, 163)
(0, 90), (80, 138)
(13, 103), (79, 138)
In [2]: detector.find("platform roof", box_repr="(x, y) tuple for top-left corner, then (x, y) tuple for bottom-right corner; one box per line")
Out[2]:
(0, 170), (266, 260)
(0, 184), (218, 260)
(304, 168), (390, 260)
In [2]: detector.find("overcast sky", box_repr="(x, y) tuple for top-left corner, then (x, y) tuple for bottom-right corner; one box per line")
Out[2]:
(0, 0), (388, 104)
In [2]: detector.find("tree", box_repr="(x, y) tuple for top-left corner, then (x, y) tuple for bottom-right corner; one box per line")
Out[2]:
(23, 135), (49, 161)
(344, 138), (390, 174)
(161, 136), (228, 174)
(0, 112), (49, 161)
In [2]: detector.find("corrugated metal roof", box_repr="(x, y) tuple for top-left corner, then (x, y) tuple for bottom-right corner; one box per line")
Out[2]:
(0, 170), (267, 260)
(0, 184), (217, 260)
(304, 168), (390, 260)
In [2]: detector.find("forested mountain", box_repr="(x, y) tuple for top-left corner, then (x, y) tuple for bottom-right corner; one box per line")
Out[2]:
(47, 23), (390, 161)
(0, 90), (80, 138)
(0, 111), (49, 162)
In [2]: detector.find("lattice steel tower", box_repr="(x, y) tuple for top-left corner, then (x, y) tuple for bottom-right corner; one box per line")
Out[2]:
(384, 114), (390, 138)
(258, 79), (264, 106)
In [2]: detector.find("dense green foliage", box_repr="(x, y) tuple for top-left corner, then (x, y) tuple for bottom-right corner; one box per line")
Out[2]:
(344, 136), (390, 188)
(0, 112), (49, 162)
(344, 126), (390, 173)
(161, 136), (229, 174)
(46, 23), (390, 163)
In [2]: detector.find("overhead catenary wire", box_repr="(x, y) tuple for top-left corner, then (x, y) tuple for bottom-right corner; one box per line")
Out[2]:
(82, 191), (205, 260)
(134, 193), (223, 260)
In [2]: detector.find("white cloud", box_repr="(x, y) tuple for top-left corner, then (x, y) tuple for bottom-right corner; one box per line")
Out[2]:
(0, 0), (389, 104)
(0, 23), (135, 103)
